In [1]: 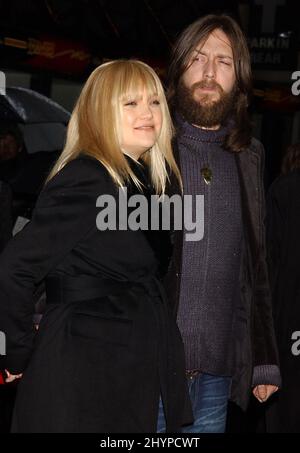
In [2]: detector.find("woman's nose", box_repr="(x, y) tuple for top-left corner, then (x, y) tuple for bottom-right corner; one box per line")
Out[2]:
(140, 105), (153, 118)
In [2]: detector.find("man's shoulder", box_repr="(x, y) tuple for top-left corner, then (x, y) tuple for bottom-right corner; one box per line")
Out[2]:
(247, 137), (264, 157)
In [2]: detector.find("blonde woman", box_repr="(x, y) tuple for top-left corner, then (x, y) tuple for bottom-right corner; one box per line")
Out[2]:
(0, 60), (190, 433)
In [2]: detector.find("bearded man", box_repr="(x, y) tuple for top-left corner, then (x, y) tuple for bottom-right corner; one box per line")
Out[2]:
(158, 14), (281, 433)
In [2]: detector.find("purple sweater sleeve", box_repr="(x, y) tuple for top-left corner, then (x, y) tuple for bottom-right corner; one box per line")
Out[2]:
(252, 364), (282, 388)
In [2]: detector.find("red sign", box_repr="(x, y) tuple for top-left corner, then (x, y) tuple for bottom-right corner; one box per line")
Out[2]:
(3, 35), (95, 76)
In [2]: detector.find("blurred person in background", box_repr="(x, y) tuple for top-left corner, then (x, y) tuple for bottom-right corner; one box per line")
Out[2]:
(0, 181), (15, 434)
(0, 122), (24, 180)
(0, 122), (30, 226)
(0, 180), (13, 253)
(266, 143), (300, 432)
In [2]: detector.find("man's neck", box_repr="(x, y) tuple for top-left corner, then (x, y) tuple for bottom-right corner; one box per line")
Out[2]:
(192, 123), (220, 131)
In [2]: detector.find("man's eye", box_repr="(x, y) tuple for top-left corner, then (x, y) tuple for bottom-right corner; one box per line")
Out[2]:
(192, 55), (206, 63)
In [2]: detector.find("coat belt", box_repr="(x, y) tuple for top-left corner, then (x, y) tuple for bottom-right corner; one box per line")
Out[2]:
(45, 274), (164, 305)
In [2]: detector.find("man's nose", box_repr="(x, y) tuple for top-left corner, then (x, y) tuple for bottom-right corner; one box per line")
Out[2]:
(203, 59), (216, 79)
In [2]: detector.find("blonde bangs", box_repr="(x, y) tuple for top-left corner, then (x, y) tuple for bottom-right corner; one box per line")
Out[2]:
(116, 62), (160, 104)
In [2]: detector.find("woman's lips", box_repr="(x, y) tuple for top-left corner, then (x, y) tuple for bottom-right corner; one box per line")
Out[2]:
(135, 125), (154, 130)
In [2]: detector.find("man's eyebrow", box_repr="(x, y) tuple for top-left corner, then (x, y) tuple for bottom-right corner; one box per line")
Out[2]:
(193, 49), (233, 60)
(193, 49), (206, 56)
(217, 54), (233, 60)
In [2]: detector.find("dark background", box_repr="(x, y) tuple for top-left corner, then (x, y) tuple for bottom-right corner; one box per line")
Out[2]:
(0, 0), (300, 433)
(2, 0), (300, 184)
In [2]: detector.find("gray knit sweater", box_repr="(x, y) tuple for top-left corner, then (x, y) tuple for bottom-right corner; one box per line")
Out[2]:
(176, 117), (242, 376)
(175, 116), (282, 389)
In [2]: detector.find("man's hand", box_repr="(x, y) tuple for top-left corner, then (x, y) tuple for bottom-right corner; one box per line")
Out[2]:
(253, 384), (278, 403)
(5, 369), (23, 383)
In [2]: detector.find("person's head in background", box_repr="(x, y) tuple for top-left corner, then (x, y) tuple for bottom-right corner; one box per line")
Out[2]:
(49, 59), (181, 194)
(167, 14), (252, 152)
(0, 122), (23, 162)
(281, 143), (300, 175)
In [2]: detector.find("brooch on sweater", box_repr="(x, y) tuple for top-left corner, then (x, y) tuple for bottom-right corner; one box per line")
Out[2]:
(201, 166), (212, 185)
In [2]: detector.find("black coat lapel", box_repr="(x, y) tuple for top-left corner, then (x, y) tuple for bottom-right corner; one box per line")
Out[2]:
(235, 145), (261, 269)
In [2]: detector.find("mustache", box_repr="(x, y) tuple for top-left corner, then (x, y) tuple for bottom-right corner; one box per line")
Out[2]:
(191, 80), (223, 94)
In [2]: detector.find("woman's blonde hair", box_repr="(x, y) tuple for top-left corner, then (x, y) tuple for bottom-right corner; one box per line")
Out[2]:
(48, 59), (181, 194)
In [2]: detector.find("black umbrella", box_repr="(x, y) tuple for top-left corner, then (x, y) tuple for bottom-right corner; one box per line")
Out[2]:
(0, 86), (71, 153)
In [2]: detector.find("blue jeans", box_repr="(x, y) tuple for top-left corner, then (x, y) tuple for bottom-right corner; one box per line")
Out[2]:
(157, 373), (231, 433)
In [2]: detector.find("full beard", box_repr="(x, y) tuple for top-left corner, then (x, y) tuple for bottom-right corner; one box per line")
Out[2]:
(175, 79), (237, 128)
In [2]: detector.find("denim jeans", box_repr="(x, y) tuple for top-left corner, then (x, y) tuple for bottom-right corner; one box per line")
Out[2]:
(157, 373), (231, 433)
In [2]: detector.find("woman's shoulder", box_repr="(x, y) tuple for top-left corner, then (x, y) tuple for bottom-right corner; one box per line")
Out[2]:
(47, 154), (112, 189)
(37, 154), (116, 208)
(60, 154), (107, 177)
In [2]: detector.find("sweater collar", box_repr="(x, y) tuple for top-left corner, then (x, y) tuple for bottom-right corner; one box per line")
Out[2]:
(175, 112), (230, 144)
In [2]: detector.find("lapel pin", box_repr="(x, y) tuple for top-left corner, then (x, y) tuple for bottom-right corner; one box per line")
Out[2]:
(201, 166), (212, 185)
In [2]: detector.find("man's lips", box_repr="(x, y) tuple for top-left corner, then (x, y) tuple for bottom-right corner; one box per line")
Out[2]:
(196, 85), (218, 92)
(192, 81), (222, 94)
(200, 86), (217, 90)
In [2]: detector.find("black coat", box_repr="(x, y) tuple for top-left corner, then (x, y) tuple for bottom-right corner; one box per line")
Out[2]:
(265, 170), (300, 432)
(0, 155), (191, 433)
(0, 181), (13, 253)
(164, 138), (280, 410)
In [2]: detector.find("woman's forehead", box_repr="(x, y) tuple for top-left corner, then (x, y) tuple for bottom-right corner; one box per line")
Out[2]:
(120, 83), (159, 99)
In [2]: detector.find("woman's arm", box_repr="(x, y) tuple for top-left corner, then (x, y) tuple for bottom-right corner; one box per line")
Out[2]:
(0, 157), (109, 374)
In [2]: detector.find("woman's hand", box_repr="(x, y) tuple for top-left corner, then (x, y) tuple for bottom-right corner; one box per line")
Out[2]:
(253, 384), (278, 403)
(5, 369), (23, 383)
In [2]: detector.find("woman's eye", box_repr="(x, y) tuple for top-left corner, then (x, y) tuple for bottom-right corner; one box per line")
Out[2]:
(220, 60), (231, 66)
(124, 101), (137, 106)
(151, 99), (160, 105)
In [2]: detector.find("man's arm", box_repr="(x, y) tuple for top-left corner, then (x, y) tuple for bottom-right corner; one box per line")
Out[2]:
(251, 144), (281, 401)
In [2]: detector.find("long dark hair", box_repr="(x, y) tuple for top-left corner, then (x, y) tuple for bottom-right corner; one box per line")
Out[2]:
(167, 14), (252, 152)
(281, 143), (300, 175)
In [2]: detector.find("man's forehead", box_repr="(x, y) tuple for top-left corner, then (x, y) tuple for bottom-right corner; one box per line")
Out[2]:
(194, 29), (233, 54)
